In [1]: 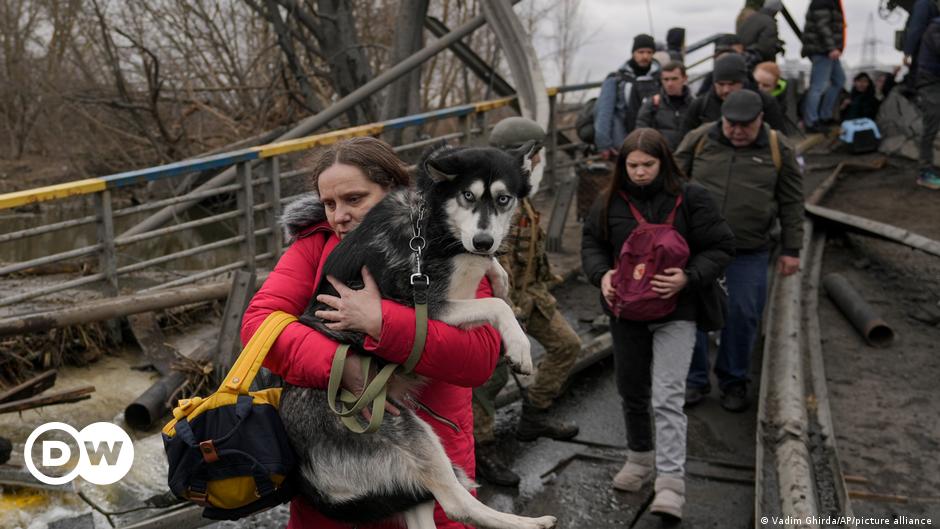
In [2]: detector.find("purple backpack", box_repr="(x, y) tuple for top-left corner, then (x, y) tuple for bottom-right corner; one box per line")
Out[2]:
(610, 192), (690, 321)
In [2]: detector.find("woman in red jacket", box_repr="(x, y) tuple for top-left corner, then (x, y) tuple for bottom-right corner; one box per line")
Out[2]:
(241, 137), (502, 528)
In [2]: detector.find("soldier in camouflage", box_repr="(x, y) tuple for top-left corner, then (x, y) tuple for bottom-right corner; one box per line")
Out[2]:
(473, 117), (583, 487)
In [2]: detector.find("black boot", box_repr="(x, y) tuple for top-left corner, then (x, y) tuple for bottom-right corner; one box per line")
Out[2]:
(516, 404), (579, 442)
(475, 444), (520, 487)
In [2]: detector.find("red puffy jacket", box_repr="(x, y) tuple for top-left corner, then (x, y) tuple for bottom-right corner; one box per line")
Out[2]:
(241, 220), (502, 529)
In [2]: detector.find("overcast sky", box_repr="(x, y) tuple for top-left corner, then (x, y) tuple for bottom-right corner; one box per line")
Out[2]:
(539, 0), (910, 85)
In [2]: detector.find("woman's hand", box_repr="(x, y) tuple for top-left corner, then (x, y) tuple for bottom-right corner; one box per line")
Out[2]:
(601, 269), (616, 305)
(315, 266), (383, 341)
(651, 268), (688, 299)
(340, 352), (401, 417)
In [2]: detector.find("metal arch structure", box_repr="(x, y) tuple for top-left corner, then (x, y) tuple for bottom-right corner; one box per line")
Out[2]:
(480, 0), (550, 193)
(480, 0), (549, 127)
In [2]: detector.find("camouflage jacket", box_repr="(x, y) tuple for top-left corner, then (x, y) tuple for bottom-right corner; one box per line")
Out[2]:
(498, 199), (561, 322)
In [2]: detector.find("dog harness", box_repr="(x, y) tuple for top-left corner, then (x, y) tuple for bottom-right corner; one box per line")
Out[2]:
(326, 199), (430, 434)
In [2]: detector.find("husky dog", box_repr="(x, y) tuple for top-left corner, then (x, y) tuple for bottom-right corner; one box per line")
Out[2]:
(278, 143), (555, 529)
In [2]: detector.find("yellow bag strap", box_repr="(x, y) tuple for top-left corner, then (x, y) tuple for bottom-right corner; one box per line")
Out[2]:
(220, 311), (297, 394)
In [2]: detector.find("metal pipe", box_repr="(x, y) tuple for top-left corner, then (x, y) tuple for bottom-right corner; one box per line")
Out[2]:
(125, 344), (215, 430)
(0, 214), (97, 244)
(822, 273), (895, 348)
(112, 183), (244, 218)
(121, 9), (498, 239)
(0, 272), (104, 307)
(115, 210), (242, 247)
(0, 243), (101, 276)
(116, 235), (244, 275)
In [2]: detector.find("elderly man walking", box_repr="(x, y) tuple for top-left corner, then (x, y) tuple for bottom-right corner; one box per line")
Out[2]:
(675, 90), (804, 412)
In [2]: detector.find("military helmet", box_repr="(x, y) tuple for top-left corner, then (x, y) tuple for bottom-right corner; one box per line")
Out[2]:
(488, 116), (546, 148)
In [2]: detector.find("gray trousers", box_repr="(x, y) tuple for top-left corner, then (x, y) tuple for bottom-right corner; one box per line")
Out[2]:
(918, 83), (940, 170)
(610, 318), (696, 476)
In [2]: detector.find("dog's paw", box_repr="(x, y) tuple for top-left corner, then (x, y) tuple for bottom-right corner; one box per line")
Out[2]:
(521, 516), (557, 529)
(486, 258), (511, 302)
(504, 329), (533, 375)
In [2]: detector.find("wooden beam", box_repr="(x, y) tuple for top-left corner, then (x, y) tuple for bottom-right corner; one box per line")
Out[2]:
(806, 203), (940, 258)
(0, 385), (95, 414)
(0, 273), (268, 337)
(0, 370), (56, 404)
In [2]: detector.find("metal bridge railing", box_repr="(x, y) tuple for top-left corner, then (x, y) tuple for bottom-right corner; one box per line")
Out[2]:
(0, 30), (730, 316)
(0, 85), (599, 315)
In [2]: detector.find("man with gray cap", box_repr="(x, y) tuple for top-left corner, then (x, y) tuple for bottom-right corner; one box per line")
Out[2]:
(675, 90), (803, 412)
(472, 116), (582, 487)
(594, 33), (662, 157)
(681, 53), (785, 138)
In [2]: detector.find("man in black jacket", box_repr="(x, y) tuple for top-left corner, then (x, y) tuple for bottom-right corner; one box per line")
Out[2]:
(636, 62), (693, 149)
(682, 54), (786, 138)
(801, 0), (846, 132)
(737, 0), (784, 63)
(675, 90), (804, 412)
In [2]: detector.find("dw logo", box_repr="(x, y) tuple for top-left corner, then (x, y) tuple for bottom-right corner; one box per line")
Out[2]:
(24, 422), (134, 485)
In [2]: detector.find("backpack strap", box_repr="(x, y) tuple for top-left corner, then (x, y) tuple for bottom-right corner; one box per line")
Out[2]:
(694, 134), (707, 157)
(768, 129), (782, 173)
(619, 190), (683, 225)
(665, 194), (684, 225)
(619, 190), (648, 224)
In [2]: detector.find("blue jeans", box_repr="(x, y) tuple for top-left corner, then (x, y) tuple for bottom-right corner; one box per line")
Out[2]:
(803, 55), (845, 126)
(687, 252), (769, 390)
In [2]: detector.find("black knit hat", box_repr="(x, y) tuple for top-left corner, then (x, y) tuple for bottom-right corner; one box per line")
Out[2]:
(713, 54), (748, 83)
(715, 33), (744, 54)
(632, 34), (656, 52)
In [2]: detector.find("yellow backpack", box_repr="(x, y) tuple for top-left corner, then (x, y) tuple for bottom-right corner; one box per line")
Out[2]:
(162, 311), (297, 520)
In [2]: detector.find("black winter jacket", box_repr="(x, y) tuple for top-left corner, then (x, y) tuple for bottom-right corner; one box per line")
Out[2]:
(737, 8), (782, 62)
(581, 177), (735, 323)
(801, 0), (845, 57)
(681, 87), (787, 138)
(635, 87), (694, 149)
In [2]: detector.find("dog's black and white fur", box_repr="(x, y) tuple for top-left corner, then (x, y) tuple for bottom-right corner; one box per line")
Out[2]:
(278, 143), (556, 529)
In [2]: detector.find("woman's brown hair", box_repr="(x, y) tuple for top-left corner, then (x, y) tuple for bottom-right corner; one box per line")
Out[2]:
(304, 136), (410, 193)
(598, 128), (688, 240)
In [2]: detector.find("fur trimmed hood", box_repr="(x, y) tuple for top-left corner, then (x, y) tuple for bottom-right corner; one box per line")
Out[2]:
(281, 193), (326, 242)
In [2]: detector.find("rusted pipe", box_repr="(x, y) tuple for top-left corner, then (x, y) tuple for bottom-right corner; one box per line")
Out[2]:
(822, 273), (895, 348)
(125, 344), (214, 431)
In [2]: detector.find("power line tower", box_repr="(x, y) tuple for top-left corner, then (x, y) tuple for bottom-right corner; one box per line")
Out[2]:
(861, 12), (879, 69)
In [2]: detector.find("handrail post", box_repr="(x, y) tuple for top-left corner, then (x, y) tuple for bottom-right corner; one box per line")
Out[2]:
(461, 113), (474, 145)
(264, 157), (283, 262)
(547, 91), (558, 190)
(95, 189), (121, 342)
(236, 162), (256, 274)
(95, 190), (118, 296)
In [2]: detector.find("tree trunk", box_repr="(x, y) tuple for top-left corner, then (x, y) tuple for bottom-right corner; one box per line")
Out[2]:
(313, 0), (377, 125)
(381, 0), (429, 145)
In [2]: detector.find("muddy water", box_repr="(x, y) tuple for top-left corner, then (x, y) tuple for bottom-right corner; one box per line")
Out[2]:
(0, 350), (172, 529)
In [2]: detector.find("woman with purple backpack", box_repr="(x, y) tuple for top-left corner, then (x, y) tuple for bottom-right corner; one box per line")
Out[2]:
(581, 128), (734, 520)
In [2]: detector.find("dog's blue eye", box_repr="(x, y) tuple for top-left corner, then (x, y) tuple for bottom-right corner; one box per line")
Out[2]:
(463, 191), (475, 202)
(497, 195), (512, 206)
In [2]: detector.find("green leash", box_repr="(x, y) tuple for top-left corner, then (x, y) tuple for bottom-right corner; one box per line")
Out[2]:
(326, 200), (430, 434)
